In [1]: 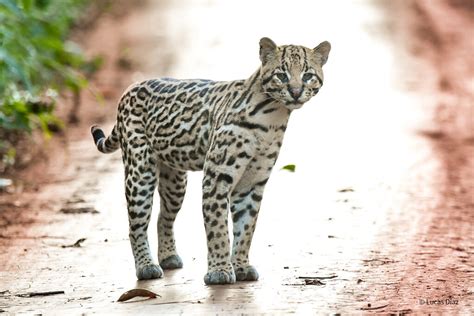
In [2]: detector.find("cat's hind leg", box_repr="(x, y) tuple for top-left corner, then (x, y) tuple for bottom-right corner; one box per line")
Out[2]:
(157, 164), (187, 269)
(123, 146), (163, 280)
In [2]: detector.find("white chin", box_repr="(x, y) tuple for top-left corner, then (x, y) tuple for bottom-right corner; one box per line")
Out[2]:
(285, 102), (304, 110)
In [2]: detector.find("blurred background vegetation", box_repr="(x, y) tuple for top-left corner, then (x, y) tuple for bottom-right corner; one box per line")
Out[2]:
(0, 0), (102, 171)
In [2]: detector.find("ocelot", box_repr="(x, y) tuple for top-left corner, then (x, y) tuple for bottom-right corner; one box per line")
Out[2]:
(91, 37), (331, 284)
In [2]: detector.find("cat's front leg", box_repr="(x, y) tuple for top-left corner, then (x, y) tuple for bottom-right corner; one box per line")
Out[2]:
(229, 178), (268, 281)
(201, 144), (251, 285)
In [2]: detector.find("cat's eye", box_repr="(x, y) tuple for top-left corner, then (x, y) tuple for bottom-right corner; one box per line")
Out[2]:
(302, 73), (314, 82)
(275, 73), (289, 83)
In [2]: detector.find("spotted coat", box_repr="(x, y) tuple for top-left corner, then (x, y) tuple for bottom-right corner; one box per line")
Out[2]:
(91, 37), (331, 284)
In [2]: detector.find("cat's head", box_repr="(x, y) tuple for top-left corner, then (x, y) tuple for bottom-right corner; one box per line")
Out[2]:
(259, 37), (331, 110)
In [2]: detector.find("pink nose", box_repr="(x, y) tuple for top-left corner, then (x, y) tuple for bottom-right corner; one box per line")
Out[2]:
(289, 87), (302, 100)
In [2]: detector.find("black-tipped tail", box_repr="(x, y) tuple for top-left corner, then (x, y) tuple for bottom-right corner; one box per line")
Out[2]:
(91, 125), (105, 146)
(91, 124), (120, 153)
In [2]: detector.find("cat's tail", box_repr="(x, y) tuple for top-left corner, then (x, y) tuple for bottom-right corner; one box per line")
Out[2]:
(91, 124), (120, 153)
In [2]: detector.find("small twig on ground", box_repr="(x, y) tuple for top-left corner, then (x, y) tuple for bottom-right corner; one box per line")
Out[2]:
(16, 291), (65, 298)
(67, 296), (92, 302)
(297, 275), (338, 280)
(60, 206), (99, 214)
(61, 238), (86, 248)
(360, 304), (389, 311)
(151, 299), (203, 306)
(362, 258), (396, 265)
(338, 187), (354, 193)
(282, 281), (326, 286)
(304, 279), (325, 285)
(0, 235), (66, 240)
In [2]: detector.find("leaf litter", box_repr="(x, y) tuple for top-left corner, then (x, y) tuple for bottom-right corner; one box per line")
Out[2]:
(117, 289), (160, 302)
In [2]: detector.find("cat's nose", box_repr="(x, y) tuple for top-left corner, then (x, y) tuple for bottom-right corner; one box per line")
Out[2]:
(289, 87), (302, 100)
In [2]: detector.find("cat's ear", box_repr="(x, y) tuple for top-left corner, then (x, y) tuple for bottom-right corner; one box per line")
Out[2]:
(313, 41), (331, 66)
(259, 37), (277, 64)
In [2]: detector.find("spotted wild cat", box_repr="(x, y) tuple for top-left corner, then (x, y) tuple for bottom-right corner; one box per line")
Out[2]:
(91, 37), (331, 285)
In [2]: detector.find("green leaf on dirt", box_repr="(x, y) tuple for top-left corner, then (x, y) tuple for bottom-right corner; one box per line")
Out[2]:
(281, 164), (296, 172)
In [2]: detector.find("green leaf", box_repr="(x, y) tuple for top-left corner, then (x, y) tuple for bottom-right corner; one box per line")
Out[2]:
(35, 0), (50, 9)
(0, 0), (21, 16)
(281, 164), (296, 172)
(19, 0), (33, 12)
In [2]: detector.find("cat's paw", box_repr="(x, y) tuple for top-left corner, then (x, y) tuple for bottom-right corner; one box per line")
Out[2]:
(234, 265), (259, 281)
(136, 263), (163, 280)
(160, 255), (183, 269)
(204, 268), (236, 285)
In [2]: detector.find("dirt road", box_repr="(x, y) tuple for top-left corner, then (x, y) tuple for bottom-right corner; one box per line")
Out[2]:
(0, 0), (472, 314)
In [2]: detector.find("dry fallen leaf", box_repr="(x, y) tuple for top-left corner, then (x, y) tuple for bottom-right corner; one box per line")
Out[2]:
(117, 289), (160, 302)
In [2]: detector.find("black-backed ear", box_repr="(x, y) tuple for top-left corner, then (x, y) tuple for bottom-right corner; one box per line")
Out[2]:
(259, 37), (277, 64)
(313, 41), (331, 66)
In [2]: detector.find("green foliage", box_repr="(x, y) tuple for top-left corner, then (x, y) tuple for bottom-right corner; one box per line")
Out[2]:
(281, 164), (296, 172)
(0, 0), (91, 134)
(0, 0), (98, 170)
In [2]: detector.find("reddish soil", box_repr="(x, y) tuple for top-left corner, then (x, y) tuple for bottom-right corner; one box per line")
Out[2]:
(373, 0), (474, 311)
